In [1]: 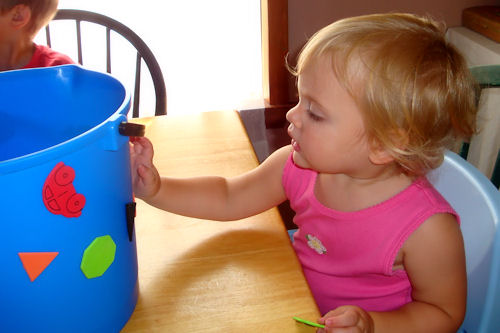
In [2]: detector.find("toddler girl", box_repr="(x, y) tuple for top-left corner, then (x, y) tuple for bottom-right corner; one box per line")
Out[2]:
(131, 13), (477, 332)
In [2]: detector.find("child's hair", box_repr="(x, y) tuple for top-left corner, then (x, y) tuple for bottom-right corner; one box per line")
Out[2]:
(291, 13), (478, 176)
(0, 0), (59, 37)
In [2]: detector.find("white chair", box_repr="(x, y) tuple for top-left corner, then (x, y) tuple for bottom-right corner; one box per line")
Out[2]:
(428, 150), (500, 332)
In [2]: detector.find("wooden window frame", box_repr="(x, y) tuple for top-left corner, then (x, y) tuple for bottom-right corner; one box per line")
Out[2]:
(261, 0), (293, 128)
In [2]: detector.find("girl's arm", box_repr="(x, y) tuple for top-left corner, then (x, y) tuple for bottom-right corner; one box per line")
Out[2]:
(374, 212), (467, 332)
(319, 212), (467, 333)
(131, 136), (292, 221)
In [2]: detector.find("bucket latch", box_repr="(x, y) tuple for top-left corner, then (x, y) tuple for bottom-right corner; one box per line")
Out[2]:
(125, 202), (136, 242)
(118, 122), (145, 137)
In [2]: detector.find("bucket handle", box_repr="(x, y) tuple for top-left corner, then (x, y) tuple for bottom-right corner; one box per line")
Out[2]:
(118, 122), (145, 137)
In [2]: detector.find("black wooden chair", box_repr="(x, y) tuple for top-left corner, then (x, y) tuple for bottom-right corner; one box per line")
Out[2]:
(45, 9), (166, 118)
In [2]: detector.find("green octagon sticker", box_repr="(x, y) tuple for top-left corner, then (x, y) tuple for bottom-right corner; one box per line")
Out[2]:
(80, 235), (116, 279)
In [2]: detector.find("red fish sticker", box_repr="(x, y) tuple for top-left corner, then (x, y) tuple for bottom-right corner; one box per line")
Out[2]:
(42, 162), (86, 218)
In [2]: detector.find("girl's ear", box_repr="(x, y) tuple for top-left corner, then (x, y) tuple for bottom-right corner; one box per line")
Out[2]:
(10, 4), (31, 30)
(368, 129), (408, 165)
(368, 144), (394, 165)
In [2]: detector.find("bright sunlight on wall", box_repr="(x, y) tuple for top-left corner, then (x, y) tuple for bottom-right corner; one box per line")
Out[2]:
(35, 0), (264, 116)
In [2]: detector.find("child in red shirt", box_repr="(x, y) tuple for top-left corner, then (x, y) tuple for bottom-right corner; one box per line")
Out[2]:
(0, 0), (73, 71)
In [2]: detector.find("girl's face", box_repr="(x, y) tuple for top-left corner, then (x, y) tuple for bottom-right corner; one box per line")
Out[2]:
(286, 56), (375, 178)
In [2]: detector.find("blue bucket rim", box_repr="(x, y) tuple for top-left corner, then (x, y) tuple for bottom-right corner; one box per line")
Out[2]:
(0, 65), (131, 175)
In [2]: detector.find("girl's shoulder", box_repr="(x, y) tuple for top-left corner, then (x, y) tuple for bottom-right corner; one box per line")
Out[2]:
(247, 145), (293, 185)
(268, 145), (316, 180)
(263, 145), (293, 169)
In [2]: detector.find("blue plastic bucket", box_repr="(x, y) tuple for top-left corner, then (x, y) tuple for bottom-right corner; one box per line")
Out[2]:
(0, 65), (139, 332)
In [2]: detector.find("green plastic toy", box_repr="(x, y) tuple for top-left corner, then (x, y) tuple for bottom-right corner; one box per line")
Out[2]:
(293, 316), (325, 328)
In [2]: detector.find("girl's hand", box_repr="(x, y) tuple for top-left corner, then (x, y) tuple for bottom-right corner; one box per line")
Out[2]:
(129, 136), (161, 200)
(317, 305), (374, 333)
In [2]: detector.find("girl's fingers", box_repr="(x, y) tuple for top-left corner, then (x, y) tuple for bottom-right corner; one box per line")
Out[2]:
(325, 311), (358, 327)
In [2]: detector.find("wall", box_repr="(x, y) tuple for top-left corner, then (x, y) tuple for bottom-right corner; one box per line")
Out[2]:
(286, 0), (499, 100)
(289, 0), (499, 57)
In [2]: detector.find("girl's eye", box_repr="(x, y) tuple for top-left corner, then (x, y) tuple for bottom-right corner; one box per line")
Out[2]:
(307, 109), (322, 121)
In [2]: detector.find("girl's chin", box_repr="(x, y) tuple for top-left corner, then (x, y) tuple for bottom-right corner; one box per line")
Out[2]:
(292, 151), (310, 169)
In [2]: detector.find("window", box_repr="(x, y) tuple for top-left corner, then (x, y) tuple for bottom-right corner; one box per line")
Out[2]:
(36, 0), (263, 116)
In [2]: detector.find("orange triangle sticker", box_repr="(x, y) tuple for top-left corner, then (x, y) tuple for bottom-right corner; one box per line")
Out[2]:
(18, 252), (59, 282)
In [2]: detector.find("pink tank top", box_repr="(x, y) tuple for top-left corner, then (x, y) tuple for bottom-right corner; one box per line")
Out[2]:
(282, 154), (458, 314)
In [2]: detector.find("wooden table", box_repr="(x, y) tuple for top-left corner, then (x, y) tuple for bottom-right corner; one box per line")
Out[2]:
(122, 111), (320, 332)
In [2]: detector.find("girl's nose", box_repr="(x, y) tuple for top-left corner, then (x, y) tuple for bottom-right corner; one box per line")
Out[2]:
(286, 105), (301, 128)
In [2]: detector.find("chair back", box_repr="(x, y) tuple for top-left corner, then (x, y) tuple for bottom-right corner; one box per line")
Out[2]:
(45, 9), (166, 117)
(428, 151), (500, 332)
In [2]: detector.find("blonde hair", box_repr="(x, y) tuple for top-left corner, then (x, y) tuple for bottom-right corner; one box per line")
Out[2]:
(0, 0), (59, 36)
(292, 13), (478, 176)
